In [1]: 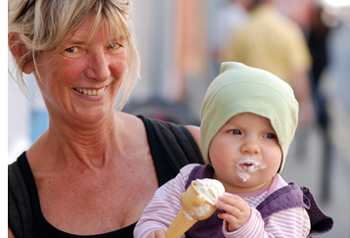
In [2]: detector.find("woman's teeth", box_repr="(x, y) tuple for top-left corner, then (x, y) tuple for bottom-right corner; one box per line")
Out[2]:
(75, 87), (105, 96)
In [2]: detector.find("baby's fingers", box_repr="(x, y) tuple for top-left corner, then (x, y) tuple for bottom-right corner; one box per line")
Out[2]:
(215, 193), (251, 232)
(218, 212), (248, 232)
(216, 193), (247, 213)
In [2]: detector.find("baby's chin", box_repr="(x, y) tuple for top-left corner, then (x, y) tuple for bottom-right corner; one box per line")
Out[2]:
(222, 178), (264, 193)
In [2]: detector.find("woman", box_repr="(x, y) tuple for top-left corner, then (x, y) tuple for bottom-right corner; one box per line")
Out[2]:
(8, 1), (203, 237)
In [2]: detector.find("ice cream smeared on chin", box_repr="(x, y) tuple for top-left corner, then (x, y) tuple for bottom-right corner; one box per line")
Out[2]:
(236, 156), (267, 182)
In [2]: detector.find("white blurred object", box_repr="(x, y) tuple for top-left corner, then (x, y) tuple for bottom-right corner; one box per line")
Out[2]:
(8, 136), (31, 164)
(8, 51), (31, 164)
(320, 0), (350, 8)
(319, 0), (350, 25)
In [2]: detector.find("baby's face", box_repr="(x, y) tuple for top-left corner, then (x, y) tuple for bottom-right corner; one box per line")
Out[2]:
(209, 113), (282, 193)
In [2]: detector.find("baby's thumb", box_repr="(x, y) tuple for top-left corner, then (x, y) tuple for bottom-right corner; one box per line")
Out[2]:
(155, 230), (167, 238)
(147, 229), (166, 238)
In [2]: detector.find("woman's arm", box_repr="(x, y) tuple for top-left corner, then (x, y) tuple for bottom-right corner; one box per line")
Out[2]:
(8, 227), (15, 238)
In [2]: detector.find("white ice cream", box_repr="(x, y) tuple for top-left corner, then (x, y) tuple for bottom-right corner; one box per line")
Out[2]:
(192, 178), (225, 205)
(182, 178), (225, 220)
(236, 156), (267, 182)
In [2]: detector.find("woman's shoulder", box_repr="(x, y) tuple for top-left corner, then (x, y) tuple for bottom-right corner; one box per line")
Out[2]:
(184, 125), (200, 144)
(117, 112), (148, 139)
(117, 111), (145, 127)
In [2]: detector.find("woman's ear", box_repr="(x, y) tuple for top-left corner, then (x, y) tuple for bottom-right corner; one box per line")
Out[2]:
(8, 33), (34, 74)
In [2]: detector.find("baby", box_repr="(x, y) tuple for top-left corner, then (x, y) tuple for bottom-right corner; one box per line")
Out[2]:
(134, 62), (333, 238)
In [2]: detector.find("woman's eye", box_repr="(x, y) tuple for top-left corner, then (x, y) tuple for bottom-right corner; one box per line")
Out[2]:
(62, 46), (85, 59)
(108, 42), (123, 51)
(66, 46), (79, 53)
(264, 133), (276, 139)
(108, 42), (125, 54)
(229, 130), (241, 135)
(109, 42), (119, 49)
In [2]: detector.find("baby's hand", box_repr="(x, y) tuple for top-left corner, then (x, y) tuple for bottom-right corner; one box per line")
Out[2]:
(146, 229), (166, 238)
(215, 193), (251, 232)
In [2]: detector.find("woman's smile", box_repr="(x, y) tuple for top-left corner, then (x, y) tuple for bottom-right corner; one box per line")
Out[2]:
(74, 86), (107, 96)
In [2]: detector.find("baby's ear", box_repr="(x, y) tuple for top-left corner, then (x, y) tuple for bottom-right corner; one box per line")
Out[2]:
(9, 33), (34, 74)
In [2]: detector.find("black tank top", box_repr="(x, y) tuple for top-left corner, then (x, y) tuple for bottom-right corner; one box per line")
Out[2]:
(13, 116), (204, 238)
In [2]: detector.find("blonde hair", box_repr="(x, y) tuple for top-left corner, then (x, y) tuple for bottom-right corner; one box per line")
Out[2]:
(8, 0), (140, 109)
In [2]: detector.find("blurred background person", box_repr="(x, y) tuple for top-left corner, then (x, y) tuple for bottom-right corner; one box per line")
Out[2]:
(220, 0), (315, 130)
(307, 3), (332, 202)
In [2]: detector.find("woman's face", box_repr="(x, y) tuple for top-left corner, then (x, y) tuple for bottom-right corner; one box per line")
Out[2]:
(33, 15), (127, 126)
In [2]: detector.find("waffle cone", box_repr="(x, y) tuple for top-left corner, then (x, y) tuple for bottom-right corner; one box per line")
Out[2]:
(181, 182), (217, 220)
(165, 208), (197, 238)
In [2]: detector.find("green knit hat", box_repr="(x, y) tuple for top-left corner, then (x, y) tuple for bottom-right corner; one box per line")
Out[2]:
(200, 62), (298, 173)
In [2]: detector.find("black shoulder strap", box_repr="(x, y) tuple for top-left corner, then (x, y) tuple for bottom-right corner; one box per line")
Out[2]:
(8, 157), (33, 238)
(138, 115), (204, 186)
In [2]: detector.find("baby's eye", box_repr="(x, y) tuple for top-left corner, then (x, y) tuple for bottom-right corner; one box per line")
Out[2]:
(264, 133), (276, 139)
(229, 129), (241, 135)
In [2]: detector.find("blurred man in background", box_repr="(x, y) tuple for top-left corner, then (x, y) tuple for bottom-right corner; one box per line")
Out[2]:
(221, 0), (315, 128)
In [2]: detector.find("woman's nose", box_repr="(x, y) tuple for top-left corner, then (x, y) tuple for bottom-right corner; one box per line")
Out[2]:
(84, 51), (110, 81)
(241, 138), (261, 155)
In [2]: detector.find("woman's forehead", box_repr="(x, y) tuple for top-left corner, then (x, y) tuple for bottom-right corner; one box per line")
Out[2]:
(64, 15), (127, 43)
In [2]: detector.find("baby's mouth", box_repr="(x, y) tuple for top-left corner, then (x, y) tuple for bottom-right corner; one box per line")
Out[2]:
(239, 163), (255, 172)
(236, 156), (267, 182)
(236, 157), (267, 173)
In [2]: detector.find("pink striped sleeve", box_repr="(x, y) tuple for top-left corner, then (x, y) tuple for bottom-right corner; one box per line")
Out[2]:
(263, 206), (310, 237)
(133, 164), (200, 238)
(223, 207), (310, 237)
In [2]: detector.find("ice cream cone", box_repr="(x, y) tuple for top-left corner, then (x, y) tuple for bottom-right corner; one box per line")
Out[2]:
(181, 180), (219, 220)
(166, 179), (225, 238)
(165, 208), (197, 238)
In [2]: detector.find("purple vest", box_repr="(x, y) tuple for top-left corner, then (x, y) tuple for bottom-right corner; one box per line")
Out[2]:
(184, 164), (333, 238)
